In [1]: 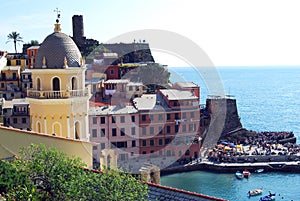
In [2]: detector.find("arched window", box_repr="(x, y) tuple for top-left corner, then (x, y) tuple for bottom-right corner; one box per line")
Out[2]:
(53, 123), (61, 136)
(75, 122), (80, 139)
(37, 122), (41, 133)
(107, 154), (111, 170)
(52, 77), (60, 91)
(71, 77), (77, 90)
(37, 78), (41, 91)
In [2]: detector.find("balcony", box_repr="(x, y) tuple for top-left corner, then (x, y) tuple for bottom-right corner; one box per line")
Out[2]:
(27, 88), (90, 99)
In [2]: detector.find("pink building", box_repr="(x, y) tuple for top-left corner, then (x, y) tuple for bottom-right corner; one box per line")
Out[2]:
(89, 105), (139, 167)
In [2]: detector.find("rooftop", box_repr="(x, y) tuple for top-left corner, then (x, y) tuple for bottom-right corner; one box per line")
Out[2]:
(175, 82), (198, 88)
(89, 105), (137, 115)
(2, 98), (29, 109)
(2, 66), (21, 71)
(160, 89), (198, 100)
(146, 182), (228, 201)
(104, 79), (130, 84)
(27, 46), (40, 50)
(133, 94), (157, 110)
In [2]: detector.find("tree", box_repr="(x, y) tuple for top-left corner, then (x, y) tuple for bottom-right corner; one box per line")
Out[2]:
(123, 63), (171, 91)
(6, 31), (23, 53)
(29, 40), (39, 46)
(1, 144), (148, 201)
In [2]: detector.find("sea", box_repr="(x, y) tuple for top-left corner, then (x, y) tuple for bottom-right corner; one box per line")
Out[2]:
(161, 66), (300, 201)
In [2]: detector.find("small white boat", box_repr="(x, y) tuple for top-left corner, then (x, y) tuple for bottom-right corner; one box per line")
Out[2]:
(235, 171), (244, 179)
(255, 168), (264, 173)
(248, 188), (263, 196)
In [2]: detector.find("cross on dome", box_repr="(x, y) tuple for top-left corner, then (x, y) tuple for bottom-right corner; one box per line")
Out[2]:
(54, 8), (61, 23)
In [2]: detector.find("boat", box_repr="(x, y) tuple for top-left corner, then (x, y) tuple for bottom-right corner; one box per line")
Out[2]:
(243, 170), (251, 178)
(259, 192), (276, 201)
(247, 188), (263, 196)
(255, 168), (264, 173)
(235, 171), (244, 179)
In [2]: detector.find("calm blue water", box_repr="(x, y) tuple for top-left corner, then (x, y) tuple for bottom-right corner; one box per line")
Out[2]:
(163, 66), (300, 201)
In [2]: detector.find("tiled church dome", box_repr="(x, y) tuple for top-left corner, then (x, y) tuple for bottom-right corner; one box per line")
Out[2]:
(34, 31), (82, 68)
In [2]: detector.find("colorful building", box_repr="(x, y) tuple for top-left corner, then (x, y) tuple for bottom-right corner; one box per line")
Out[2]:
(89, 83), (201, 170)
(27, 46), (39, 68)
(0, 66), (22, 100)
(26, 21), (91, 140)
(1, 98), (30, 130)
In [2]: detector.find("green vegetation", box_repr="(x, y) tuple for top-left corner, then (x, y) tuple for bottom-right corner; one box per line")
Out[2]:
(6, 32), (23, 53)
(124, 63), (171, 90)
(0, 144), (148, 201)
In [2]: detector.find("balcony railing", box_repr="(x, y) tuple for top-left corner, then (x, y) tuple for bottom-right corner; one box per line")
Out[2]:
(27, 88), (90, 99)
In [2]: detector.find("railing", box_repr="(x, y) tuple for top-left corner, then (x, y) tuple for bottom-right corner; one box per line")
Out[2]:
(27, 88), (90, 99)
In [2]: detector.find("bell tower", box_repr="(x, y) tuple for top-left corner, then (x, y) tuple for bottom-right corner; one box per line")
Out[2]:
(26, 13), (91, 141)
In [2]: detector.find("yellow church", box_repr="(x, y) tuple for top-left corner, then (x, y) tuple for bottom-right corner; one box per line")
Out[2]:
(26, 21), (91, 141)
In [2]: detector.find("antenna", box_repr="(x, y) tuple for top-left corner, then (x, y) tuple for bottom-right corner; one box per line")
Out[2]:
(54, 8), (61, 23)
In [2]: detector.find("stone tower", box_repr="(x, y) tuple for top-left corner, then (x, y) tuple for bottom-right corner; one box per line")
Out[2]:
(26, 20), (91, 141)
(72, 15), (84, 48)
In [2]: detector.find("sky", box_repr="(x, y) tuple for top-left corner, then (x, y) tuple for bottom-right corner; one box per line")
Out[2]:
(1, 0), (300, 67)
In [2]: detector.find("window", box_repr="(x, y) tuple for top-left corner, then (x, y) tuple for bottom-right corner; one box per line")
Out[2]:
(1, 83), (4, 88)
(190, 112), (195, 118)
(129, 86), (133, 91)
(110, 69), (114, 75)
(101, 143), (105, 150)
(131, 127), (136, 135)
(100, 117), (105, 124)
(150, 127), (154, 135)
(182, 124), (186, 132)
(120, 116), (125, 123)
(165, 138), (171, 145)
(92, 129), (97, 137)
(16, 60), (21, 65)
(142, 151), (147, 154)
(120, 128), (125, 136)
(182, 112), (187, 119)
(112, 116), (116, 123)
(131, 115), (135, 122)
(175, 113), (179, 119)
(150, 140), (154, 146)
(101, 128), (105, 137)
(142, 140), (147, 147)
(150, 114), (154, 121)
(174, 101), (177, 106)
(166, 126), (171, 133)
(159, 126), (163, 135)
(159, 139), (163, 146)
(167, 114), (171, 120)
(12, 73), (17, 80)
(11, 93), (14, 97)
(112, 128), (117, 136)
(142, 115), (146, 121)
(22, 118), (26, 124)
(189, 124), (193, 131)
(92, 117), (97, 124)
(158, 114), (163, 120)
(93, 146), (98, 150)
(132, 140), (136, 147)
(142, 127), (146, 135)
(13, 118), (17, 124)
